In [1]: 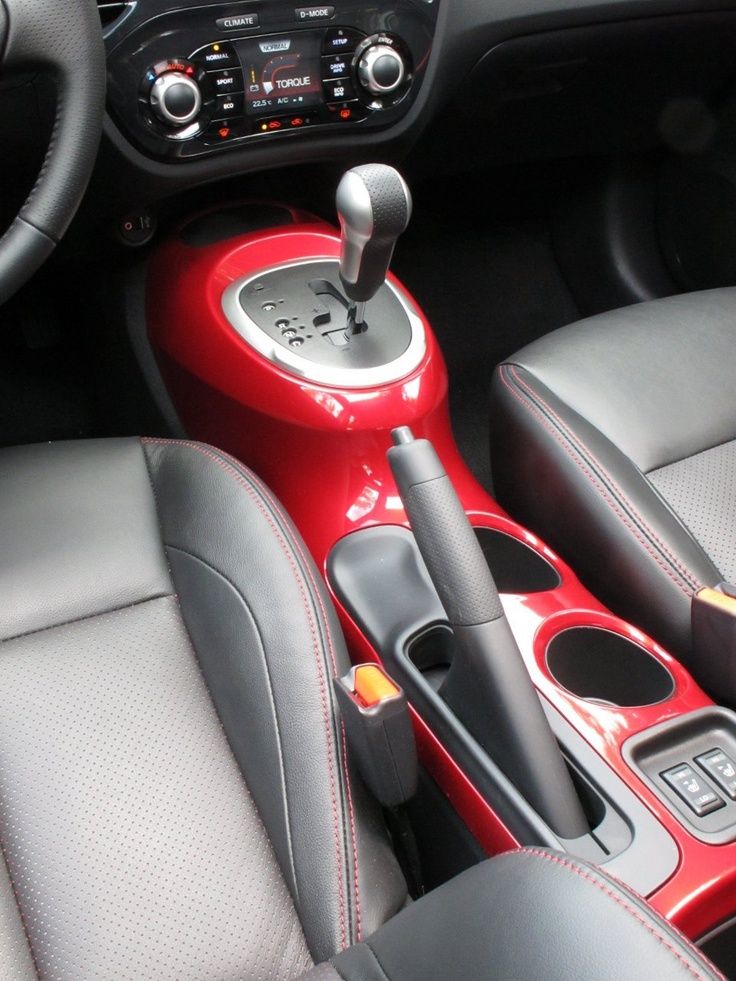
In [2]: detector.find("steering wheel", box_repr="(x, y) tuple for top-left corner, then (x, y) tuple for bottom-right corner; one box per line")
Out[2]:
(0, 0), (105, 305)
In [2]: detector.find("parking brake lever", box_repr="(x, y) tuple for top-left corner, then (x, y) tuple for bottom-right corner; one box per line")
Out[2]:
(388, 426), (589, 839)
(336, 163), (412, 332)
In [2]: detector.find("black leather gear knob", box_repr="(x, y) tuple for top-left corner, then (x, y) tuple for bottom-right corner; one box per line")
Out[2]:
(336, 164), (412, 304)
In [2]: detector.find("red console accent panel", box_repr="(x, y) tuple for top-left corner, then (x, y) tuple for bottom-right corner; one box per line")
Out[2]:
(147, 216), (735, 941)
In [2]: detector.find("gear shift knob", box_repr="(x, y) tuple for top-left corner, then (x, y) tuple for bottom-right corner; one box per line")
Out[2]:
(336, 164), (412, 325)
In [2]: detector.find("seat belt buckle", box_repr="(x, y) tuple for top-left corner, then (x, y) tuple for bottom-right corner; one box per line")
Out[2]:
(692, 584), (736, 687)
(333, 664), (418, 808)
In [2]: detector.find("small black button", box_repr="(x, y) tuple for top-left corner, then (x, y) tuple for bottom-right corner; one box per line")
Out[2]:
(255, 116), (288, 133)
(294, 5), (335, 22)
(216, 12), (259, 30)
(164, 82), (199, 119)
(210, 68), (244, 93)
(372, 53), (402, 88)
(327, 102), (366, 122)
(661, 763), (725, 817)
(323, 78), (355, 102)
(197, 43), (240, 70)
(695, 749), (736, 800)
(203, 117), (245, 143)
(118, 209), (156, 247)
(322, 27), (364, 54)
(254, 114), (315, 133)
(322, 28), (363, 54)
(322, 54), (351, 79)
(216, 92), (244, 116)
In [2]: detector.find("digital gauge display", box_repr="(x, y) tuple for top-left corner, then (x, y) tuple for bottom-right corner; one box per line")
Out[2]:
(238, 32), (324, 116)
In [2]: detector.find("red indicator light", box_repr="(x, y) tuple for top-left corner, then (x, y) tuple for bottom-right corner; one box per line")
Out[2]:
(339, 108), (352, 120)
(290, 117), (304, 127)
(218, 127), (230, 138)
(268, 120), (282, 130)
(185, 66), (195, 75)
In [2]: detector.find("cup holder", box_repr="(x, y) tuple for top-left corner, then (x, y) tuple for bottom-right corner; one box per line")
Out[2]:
(545, 627), (675, 707)
(473, 527), (560, 594)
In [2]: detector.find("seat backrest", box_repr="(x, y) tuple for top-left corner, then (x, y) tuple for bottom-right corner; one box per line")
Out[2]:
(0, 437), (406, 978)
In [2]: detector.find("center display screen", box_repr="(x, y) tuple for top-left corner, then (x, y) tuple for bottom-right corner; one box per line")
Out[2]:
(237, 32), (324, 116)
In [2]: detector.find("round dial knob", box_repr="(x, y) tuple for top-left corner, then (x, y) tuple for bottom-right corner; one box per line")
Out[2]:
(149, 72), (202, 127)
(357, 44), (406, 96)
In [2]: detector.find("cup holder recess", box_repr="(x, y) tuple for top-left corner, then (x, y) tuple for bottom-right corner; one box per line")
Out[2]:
(472, 527), (560, 594)
(545, 627), (675, 707)
(408, 624), (454, 693)
(407, 531), (560, 692)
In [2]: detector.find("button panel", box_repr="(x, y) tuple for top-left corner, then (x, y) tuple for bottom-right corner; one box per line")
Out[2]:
(623, 708), (736, 844)
(119, 3), (431, 160)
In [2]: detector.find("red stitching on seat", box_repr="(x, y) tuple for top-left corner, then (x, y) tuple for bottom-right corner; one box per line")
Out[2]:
(509, 366), (702, 590)
(227, 456), (363, 943)
(515, 848), (723, 981)
(142, 437), (350, 949)
(498, 367), (697, 598)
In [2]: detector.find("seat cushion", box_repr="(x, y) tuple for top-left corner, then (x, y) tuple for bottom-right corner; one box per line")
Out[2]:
(0, 437), (405, 978)
(491, 288), (736, 696)
(309, 849), (723, 981)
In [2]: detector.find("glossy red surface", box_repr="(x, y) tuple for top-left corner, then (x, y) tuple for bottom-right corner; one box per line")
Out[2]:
(148, 215), (734, 940)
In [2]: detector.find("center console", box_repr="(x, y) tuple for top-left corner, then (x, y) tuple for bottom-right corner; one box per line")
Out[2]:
(105, 0), (435, 159)
(143, 183), (736, 962)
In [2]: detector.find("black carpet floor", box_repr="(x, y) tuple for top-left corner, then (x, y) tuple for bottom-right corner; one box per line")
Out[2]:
(392, 178), (580, 490)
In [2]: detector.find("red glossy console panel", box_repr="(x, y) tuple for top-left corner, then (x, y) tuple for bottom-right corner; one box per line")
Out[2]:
(147, 218), (732, 940)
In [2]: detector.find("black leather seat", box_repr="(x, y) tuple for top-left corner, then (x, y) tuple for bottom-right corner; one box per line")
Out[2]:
(491, 288), (736, 700)
(0, 436), (720, 978)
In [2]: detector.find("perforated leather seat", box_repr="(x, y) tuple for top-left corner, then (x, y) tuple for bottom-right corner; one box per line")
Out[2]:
(0, 436), (720, 979)
(491, 287), (736, 700)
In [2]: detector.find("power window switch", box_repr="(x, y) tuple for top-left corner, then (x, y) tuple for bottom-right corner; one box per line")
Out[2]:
(661, 763), (725, 817)
(695, 748), (736, 800)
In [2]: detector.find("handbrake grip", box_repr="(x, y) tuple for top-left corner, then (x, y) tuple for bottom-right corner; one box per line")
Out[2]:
(388, 426), (589, 839)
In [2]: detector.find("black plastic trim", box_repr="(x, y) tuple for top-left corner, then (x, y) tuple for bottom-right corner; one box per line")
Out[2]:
(328, 523), (679, 895)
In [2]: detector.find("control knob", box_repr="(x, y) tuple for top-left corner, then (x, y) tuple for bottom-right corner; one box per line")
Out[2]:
(357, 43), (406, 96)
(149, 71), (202, 127)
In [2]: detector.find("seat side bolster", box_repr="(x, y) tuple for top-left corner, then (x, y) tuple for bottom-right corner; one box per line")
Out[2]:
(142, 438), (407, 962)
(491, 365), (720, 661)
(327, 850), (723, 981)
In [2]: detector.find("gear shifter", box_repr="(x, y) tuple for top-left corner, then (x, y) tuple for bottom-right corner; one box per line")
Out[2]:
(336, 164), (412, 332)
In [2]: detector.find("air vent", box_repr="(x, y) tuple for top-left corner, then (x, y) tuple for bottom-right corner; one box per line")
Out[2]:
(97, 0), (134, 33)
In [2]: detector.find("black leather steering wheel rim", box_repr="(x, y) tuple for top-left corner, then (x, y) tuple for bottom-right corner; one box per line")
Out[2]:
(0, 0), (105, 306)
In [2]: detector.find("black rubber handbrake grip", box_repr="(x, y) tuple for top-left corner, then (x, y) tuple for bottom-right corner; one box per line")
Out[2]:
(388, 426), (588, 839)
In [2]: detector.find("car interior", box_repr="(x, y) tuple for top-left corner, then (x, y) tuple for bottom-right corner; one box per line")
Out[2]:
(2, 0), (736, 976)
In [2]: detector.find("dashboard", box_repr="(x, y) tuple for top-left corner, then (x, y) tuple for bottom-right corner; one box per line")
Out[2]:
(100, 0), (736, 178)
(6, 0), (736, 240)
(105, 0), (433, 160)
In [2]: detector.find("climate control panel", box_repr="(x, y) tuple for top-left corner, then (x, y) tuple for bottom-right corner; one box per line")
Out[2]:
(105, 1), (435, 161)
